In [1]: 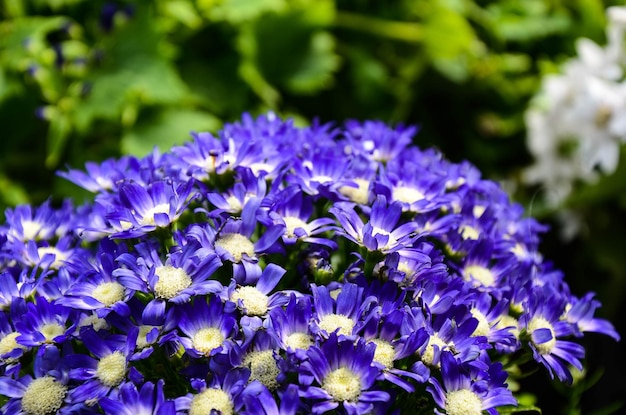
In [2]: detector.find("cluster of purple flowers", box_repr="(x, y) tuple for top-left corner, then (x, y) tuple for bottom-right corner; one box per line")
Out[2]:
(0, 112), (619, 414)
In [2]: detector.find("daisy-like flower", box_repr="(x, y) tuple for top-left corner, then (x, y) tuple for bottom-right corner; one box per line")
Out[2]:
(57, 156), (134, 194)
(14, 296), (76, 348)
(427, 351), (517, 415)
(342, 119), (417, 163)
(66, 328), (138, 402)
(107, 179), (196, 239)
(99, 380), (176, 415)
(175, 367), (253, 415)
(262, 187), (337, 248)
(224, 263), (288, 324)
(164, 295), (239, 359)
(298, 333), (390, 414)
(331, 195), (419, 254)
(205, 167), (268, 216)
(310, 282), (374, 339)
(242, 383), (301, 415)
(519, 286), (585, 383)
(563, 292), (620, 340)
(0, 347), (71, 415)
(1, 199), (73, 243)
(268, 294), (315, 361)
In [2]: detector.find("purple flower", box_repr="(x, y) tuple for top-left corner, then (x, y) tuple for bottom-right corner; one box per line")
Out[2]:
(427, 352), (516, 415)
(99, 380), (176, 415)
(14, 296), (76, 348)
(298, 333), (390, 414)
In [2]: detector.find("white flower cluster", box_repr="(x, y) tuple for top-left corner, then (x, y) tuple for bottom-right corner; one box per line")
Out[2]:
(523, 6), (626, 207)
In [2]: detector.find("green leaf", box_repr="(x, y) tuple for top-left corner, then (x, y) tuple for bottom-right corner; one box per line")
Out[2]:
(74, 8), (188, 131)
(197, 0), (286, 23)
(121, 108), (221, 157)
(421, 3), (479, 82)
(45, 114), (71, 168)
(239, 1), (340, 96)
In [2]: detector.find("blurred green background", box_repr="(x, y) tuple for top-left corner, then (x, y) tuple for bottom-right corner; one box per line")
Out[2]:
(1, 0), (624, 413)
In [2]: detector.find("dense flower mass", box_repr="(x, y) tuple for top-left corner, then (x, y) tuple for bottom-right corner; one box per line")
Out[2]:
(0, 112), (619, 414)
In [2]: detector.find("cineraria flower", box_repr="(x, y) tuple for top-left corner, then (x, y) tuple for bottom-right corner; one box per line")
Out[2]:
(310, 282), (374, 339)
(164, 295), (239, 360)
(427, 352), (517, 415)
(224, 263), (288, 323)
(99, 380), (176, 415)
(0, 348), (71, 415)
(230, 330), (285, 391)
(175, 367), (253, 415)
(563, 292), (620, 340)
(242, 383), (301, 415)
(107, 180), (196, 238)
(1, 199), (73, 243)
(67, 328), (138, 402)
(342, 119), (417, 163)
(205, 167), (268, 216)
(268, 294), (316, 361)
(298, 333), (390, 414)
(519, 286), (585, 383)
(57, 156), (134, 194)
(331, 195), (419, 254)
(14, 296), (76, 348)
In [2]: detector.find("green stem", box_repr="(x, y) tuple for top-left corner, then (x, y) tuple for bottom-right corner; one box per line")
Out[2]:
(333, 11), (423, 44)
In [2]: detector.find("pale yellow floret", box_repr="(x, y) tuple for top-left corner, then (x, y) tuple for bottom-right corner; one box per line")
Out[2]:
(40, 323), (64, 343)
(192, 327), (224, 355)
(421, 335), (448, 367)
(284, 332), (313, 351)
(136, 325), (159, 349)
(323, 367), (362, 402)
(283, 216), (310, 238)
(528, 316), (557, 355)
(139, 203), (171, 226)
(92, 282), (125, 306)
(0, 332), (27, 358)
(243, 350), (280, 390)
(153, 266), (192, 299)
(459, 225), (480, 241)
(214, 233), (255, 262)
(189, 388), (233, 415)
(231, 286), (269, 316)
(370, 226), (397, 250)
(445, 389), (483, 415)
(495, 315), (520, 339)
(78, 314), (109, 332)
(372, 338), (396, 369)
(225, 195), (242, 212)
(470, 309), (491, 337)
(318, 314), (355, 336)
(36, 247), (67, 269)
(462, 265), (495, 287)
(96, 351), (127, 387)
(21, 220), (43, 241)
(21, 376), (67, 415)
(392, 185), (424, 206)
(338, 179), (370, 204)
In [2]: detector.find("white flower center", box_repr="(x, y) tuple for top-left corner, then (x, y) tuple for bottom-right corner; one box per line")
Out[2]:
(243, 350), (280, 390)
(192, 327), (224, 355)
(323, 367), (362, 402)
(445, 389), (483, 415)
(283, 216), (309, 238)
(36, 247), (67, 269)
(284, 332), (313, 351)
(0, 332), (26, 357)
(40, 323), (64, 343)
(371, 226), (397, 250)
(318, 314), (355, 336)
(21, 220), (43, 240)
(154, 266), (192, 299)
(78, 314), (109, 332)
(459, 225), (480, 240)
(496, 315), (519, 339)
(215, 233), (255, 262)
(225, 195), (242, 212)
(462, 265), (495, 287)
(139, 203), (170, 226)
(528, 316), (557, 354)
(372, 338), (395, 369)
(470, 309), (491, 337)
(392, 185), (424, 205)
(422, 335), (448, 367)
(189, 388), (233, 415)
(92, 282), (125, 306)
(339, 179), (370, 204)
(231, 286), (269, 316)
(96, 351), (127, 387)
(137, 325), (159, 349)
(21, 376), (67, 415)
